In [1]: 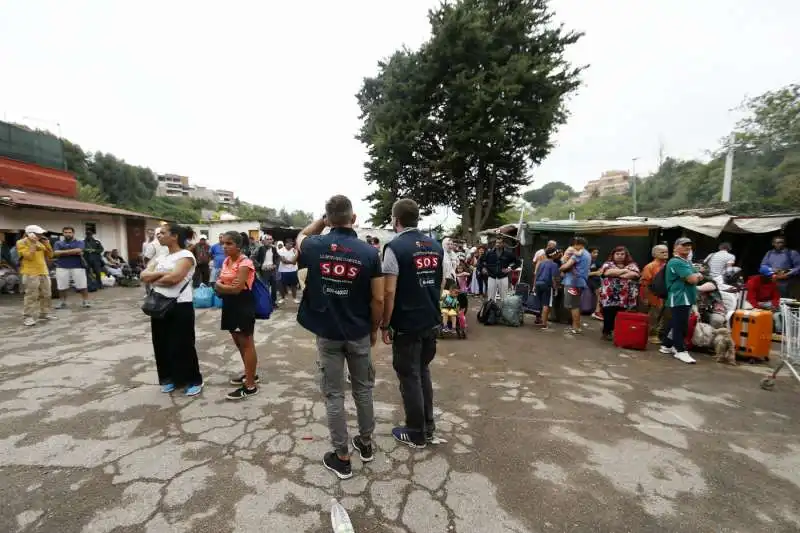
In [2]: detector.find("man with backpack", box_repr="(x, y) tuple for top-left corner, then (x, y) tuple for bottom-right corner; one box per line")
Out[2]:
(656, 237), (703, 364)
(640, 244), (669, 344)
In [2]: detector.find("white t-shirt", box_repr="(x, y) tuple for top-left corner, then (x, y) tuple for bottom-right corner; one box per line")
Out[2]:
(278, 248), (298, 273)
(143, 240), (169, 261)
(152, 250), (196, 303)
(262, 247), (274, 271)
(704, 250), (735, 280)
(443, 250), (459, 281)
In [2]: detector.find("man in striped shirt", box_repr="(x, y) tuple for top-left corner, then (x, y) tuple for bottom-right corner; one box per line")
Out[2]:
(703, 242), (735, 283)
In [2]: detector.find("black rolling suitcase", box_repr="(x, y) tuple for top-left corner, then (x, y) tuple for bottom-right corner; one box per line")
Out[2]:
(514, 282), (531, 307)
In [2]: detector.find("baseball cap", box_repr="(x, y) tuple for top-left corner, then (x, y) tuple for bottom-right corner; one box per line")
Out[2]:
(25, 225), (45, 234)
(674, 237), (692, 246)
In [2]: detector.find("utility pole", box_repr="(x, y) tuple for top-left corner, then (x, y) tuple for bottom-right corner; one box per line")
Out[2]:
(722, 133), (734, 202)
(631, 157), (639, 215)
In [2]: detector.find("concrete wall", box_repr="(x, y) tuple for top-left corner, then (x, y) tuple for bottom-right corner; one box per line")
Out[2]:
(0, 206), (160, 258)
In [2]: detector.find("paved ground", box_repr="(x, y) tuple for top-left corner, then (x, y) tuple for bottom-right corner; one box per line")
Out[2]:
(0, 288), (799, 533)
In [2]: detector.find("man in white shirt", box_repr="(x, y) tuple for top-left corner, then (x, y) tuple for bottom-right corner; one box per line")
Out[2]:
(278, 237), (300, 304)
(142, 228), (169, 265)
(534, 240), (557, 278)
(703, 242), (736, 283)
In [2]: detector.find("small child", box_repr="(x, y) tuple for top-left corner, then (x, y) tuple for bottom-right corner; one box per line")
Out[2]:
(441, 279), (460, 332)
(455, 263), (470, 292)
(534, 248), (560, 330)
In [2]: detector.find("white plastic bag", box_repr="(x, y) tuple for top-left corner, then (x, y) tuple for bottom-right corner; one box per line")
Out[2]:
(692, 321), (714, 348)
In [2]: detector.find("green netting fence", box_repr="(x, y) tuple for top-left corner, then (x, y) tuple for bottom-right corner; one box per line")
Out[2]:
(0, 120), (65, 170)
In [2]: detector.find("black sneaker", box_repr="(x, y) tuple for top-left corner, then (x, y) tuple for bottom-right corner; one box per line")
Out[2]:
(392, 426), (426, 449)
(225, 386), (258, 401)
(323, 451), (353, 480)
(352, 436), (374, 462)
(229, 374), (260, 386)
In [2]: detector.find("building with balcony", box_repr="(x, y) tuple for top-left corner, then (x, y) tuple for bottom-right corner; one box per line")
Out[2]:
(577, 170), (631, 203)
(155, 174), (235, 205)
(156, 174), (190, 198)
(216, 189), (234, 205)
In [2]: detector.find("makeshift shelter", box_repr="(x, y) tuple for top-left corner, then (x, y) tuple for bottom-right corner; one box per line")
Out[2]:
(521, 213), (800, 282)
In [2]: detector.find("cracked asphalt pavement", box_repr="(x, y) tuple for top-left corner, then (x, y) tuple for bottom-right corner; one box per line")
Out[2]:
(1, 288), (799, 533)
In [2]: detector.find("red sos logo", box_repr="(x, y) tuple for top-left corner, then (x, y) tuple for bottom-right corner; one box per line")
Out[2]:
(414, 255), (439, 270)
(320, 261), (360, 279)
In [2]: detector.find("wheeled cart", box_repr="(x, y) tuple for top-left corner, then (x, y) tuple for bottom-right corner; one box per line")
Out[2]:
(760, 301), (800, 391)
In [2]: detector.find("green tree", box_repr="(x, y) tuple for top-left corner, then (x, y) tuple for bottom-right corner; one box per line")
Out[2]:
(358, 0), (584, 240)
(76, 183), (108, 204)
(137, 197), (200, 223)
(522, 181), (576, 205)
(733, 83), (800, 153)
(88, 152), (157, 206)
(287, 210), (313, 227)
(62, 139), (97, 187)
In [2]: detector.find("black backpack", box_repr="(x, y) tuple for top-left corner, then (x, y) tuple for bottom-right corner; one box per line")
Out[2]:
(477, 300), (501, 325)
(649, 265), (668, 299)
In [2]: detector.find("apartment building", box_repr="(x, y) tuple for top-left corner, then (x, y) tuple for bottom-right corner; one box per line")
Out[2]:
(155, 174), (235, 205)
(576, 170), (631, 203)
(216, 189), (234, 206)
(156, 174), (190, 198)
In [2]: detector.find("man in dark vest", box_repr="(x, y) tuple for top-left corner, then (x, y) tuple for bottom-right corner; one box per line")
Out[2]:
(381, 198), (444, 448)
(296, 194), (384, 480)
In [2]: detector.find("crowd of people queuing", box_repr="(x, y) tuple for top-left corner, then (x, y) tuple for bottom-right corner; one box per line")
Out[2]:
(528, 234), (798, 365)
(3, 202), (798, 481)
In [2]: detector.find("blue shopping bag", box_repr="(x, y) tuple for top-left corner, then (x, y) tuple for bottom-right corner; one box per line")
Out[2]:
(193, 284), (214, 309)
(252, 277), (273, 320)
(212, 294), (224, 308)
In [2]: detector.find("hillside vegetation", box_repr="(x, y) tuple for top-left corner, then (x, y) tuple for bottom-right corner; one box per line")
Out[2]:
(520, 83), (800, 220)
(61, 139), (312, 225)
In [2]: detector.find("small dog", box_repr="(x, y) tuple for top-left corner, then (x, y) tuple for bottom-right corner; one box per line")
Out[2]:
(711, 328), (737, 365)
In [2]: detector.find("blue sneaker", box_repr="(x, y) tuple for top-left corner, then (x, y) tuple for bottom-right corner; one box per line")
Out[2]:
(184, 383), (203, 396)
(161, 383), (176, 393)
(392, 426), (426, 449)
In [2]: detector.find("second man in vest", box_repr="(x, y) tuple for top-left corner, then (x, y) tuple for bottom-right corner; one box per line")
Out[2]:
(382, 198), (444, 448)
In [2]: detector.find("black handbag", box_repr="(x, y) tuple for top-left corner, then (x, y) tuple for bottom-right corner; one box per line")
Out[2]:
(142, 280), (191, 319)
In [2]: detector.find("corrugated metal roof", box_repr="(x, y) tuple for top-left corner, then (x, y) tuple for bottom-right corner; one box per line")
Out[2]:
(525, 219), (660, 234)
(0, 186), (155, 219)
(525, 213), (800, 238)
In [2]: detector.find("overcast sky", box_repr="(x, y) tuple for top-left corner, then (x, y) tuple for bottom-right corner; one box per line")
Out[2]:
(1, 0), (797, 227)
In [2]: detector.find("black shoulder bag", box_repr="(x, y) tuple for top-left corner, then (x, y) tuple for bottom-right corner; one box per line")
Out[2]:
(142, 279), (192, 319)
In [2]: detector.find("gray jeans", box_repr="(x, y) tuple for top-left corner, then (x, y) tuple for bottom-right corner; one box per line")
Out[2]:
(316, 335), (375, 456)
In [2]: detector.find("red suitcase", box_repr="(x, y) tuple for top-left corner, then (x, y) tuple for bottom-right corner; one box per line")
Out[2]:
(685, 312), (698, 350)
(613, 311), (649, 350)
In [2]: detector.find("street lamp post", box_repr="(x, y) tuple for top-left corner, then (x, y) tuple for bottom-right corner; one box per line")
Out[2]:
(632, 163), (637, 215)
